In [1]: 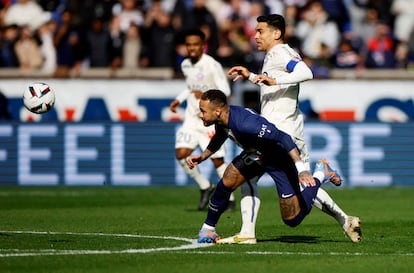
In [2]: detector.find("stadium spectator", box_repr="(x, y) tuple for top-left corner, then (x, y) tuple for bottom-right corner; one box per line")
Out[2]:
(14, 25), (43, 71)
(334, 38), (361, 68)
(3, 0), (51, 31)
(391, 0), (414, 44)
(295, 0), (340, 70)
(141, 0), (176, 67)
(0, 24), (19, 67)
(364, 21), (396, 68)
(368, 0), (393, 25)
(0, 0), (411, 72)
(319, 0), (351, 33)
(390, 0), (414, 68)
(112, 0), (144, 34)
(53, 9), (84, 77)
(85, 17), (113, 68)
(183, 0), (220, 57)
(122, 23), (142, 68)
(37, 19), (57, 74)
(407, 27), (414, 67)
(354, 6), (380, 45)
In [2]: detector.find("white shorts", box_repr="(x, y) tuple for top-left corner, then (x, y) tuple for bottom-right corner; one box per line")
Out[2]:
(175, 124), (226, 159)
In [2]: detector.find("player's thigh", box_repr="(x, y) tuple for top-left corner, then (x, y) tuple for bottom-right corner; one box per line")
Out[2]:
(266, 167), (301, 219)
(231, 151), (265, 183)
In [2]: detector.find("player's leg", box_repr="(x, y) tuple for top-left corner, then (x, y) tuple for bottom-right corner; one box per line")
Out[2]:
(212, 157), (236, 211)
(200, 126), (235, 211)
(216, 178), (260, 244)
(198, 152), (264, 243)
(175, 127), (213, 210)
(198, 164), (245, 243)
(313, 159), (362, 242)
(271, 165), (321, 227)
(296, 139), (362, 242)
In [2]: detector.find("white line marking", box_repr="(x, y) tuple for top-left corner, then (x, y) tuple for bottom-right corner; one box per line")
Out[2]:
(1, 231), (413, 258)
(0, 230), (212, 257)
(179, 251), (414, 256)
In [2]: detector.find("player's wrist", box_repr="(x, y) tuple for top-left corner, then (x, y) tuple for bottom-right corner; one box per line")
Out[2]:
(248, 72), (256, 82)
(295, 161), (306, 174)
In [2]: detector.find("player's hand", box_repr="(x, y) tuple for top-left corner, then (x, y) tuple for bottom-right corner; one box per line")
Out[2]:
(187, 155), (202, 169)
(250, 74), (276, 86)
(169, 100), (180, 113)
(191, 90), (203, 99)
(298, 171), (316, 186)
(228, 66), (249, 82)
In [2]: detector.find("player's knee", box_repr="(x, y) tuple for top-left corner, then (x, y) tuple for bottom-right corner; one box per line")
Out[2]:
(175, 148), (192, 160)
(282, 213), (305, 227)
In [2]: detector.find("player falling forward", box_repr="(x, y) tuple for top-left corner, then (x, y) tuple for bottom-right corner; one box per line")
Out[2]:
(224, 14), (361, 243)
(170, 29), (235, 211)
(187, 89), (342, 243)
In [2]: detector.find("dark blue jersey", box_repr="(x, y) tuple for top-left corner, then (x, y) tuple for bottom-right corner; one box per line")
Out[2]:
(207, 105), (298, 160)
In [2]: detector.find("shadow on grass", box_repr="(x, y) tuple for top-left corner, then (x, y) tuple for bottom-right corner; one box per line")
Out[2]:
(259, 235), (339, 244)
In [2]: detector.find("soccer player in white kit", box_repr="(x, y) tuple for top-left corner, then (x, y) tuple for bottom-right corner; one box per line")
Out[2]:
(170, 28), (235, 211)
(223, 14), (362, 243)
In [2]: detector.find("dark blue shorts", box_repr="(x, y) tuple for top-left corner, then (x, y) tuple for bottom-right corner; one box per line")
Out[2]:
(232, 150), (301, 198)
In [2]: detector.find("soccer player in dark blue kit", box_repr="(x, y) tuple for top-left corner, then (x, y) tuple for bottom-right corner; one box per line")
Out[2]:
(187, 89), (342, 243)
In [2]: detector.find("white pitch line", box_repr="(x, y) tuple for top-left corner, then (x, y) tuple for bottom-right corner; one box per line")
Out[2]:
(1, 231), (413, 258)
(0, 230), (212, 257)
(179, 251), (414, 257)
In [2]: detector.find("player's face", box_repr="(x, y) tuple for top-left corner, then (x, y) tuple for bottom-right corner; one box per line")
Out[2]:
(185, 35), (204, 62)
(254, 22), (279, 52)
(199, 99), (217, 127)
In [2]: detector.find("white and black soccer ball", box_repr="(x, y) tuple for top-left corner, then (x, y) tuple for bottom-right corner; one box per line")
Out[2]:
(23, 82), (55, 114)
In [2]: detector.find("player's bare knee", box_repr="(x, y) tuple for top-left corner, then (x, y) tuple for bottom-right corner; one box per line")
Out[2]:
(279, 196), (301, 219)
(283, 216), (302, 227)
(175, 148), (192, 160)
(211, 158), (225, 168)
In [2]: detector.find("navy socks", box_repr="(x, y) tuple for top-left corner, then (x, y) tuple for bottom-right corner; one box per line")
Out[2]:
(204, 180), (232, 227)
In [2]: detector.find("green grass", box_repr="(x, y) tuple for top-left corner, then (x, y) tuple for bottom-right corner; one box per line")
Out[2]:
(0, 186), (413, 273)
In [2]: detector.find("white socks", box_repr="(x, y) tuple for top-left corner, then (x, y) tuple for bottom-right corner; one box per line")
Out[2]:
(239, 195), (261, 238)
(313, 188), (348, 227)
(179, 158), (210, 190)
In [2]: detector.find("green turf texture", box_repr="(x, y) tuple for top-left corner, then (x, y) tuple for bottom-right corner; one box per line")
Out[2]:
(0, 186), (413, 273)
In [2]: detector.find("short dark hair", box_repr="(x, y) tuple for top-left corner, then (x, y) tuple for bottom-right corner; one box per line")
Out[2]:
(201, 89), (227, 107)
(257, 14), (285, 38)
(184, 28), (206, 41)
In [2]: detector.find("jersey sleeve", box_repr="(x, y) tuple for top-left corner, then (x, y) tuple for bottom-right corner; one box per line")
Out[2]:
(232, 107), (297, 152)
(206, 125), (228, 153)
(277, 61), (313, 84)
(266, 47), (313, 84)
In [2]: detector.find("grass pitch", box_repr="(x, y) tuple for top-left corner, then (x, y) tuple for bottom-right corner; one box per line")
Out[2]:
(0, 186), (413, 273)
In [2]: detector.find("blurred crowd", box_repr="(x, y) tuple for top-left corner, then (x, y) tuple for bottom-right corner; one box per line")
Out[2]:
(0, 0), (414, 78)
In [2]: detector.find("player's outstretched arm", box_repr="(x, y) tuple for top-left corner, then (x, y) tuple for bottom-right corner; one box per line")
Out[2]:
(169, 100), (180, 113)
(186, 149), (214, 169)
(228, 66), (250, 82)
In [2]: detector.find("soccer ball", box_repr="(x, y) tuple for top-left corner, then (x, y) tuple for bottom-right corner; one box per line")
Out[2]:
(23, 82), (55, 114)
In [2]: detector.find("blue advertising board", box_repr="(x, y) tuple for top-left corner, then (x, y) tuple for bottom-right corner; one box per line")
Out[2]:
(0, 122), (413, 187)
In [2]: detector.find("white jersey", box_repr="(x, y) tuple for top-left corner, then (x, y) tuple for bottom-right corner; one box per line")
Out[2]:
(260, 44), (311, 140)
(179, 54), (231, 129)
(174, 53), (230, 157)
